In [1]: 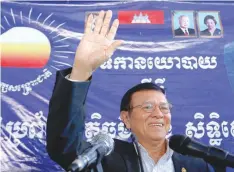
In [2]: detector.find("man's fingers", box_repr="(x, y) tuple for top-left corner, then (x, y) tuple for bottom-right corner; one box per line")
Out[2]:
(109, 40), (123, 52)
(94, 10), (105, 34)
(84, 14), (93, 34)
(104, 40), (123, 60)
(100, 10), (112, 36)
(106, 19), (119, 40)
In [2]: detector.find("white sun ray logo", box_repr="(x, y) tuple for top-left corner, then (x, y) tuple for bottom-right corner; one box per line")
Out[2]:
(0, 7), (76, 71)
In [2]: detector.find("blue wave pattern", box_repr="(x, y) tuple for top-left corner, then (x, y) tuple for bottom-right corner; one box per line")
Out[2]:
(224, 42), (234, 94)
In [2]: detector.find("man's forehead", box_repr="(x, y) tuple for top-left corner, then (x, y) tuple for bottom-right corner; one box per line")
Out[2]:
(181, 16), (189, 20)
(131, 90), (167, 102)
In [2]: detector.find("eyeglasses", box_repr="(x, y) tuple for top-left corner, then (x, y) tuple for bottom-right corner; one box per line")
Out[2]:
(129, 101), (172, 114)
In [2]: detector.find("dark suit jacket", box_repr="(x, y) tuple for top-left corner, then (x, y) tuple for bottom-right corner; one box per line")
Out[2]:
(46, 68), (214, 172)
(200, 28), (221, 36)
(174, 28), (195, 36)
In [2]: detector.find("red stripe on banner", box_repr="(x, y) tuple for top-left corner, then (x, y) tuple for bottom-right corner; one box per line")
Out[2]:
(118, 10), (164, 24)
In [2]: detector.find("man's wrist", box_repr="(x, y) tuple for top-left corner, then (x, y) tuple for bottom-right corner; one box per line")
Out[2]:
(70, 68), (92, 81)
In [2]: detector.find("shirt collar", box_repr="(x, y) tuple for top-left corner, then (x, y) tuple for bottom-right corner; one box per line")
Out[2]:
(180, 27), (188, 33)
(137, 139), (174, 162)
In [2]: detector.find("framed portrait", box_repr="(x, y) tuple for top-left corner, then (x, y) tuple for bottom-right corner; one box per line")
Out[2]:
(171, 10), (197, 38)
(197, 11), (223, 38)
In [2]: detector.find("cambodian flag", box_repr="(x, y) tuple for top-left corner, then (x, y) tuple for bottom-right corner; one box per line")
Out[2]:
(118, 10), (164, 24)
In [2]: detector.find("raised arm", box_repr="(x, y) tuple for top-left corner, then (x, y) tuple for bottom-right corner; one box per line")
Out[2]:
(46, 10), (122, 170)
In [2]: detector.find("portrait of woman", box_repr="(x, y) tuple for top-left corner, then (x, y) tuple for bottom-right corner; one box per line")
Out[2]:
(200, 15), (221, 36)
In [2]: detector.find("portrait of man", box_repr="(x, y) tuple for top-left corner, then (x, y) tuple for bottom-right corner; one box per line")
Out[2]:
(197, 11), (223, 38)
(172, 12), (196, 37)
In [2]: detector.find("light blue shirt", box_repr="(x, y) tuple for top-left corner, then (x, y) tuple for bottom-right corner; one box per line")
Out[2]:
(136, 140), (175, 172)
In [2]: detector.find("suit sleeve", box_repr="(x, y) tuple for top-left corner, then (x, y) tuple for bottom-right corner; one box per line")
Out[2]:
(46, 68), (92, 170)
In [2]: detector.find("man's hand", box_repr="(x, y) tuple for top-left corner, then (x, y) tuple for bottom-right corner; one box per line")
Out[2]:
(70, 10), (123, 81)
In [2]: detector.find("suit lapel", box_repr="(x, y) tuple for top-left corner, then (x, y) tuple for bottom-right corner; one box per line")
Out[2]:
(172, 152), (186, 172)
(114, 140), (141, 172)
(123, 142), (141, 172)
(179, 28), (184, 35)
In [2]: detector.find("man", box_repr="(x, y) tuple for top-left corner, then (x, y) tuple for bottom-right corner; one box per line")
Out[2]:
(46, 10), (213, 172)
(174, 15), (195, 36)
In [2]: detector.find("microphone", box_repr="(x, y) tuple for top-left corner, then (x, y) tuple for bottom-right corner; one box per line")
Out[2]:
(68, 132), (114, 172)
(169, 134), (234, 168)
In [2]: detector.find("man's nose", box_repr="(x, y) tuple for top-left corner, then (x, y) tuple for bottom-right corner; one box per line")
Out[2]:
(150, 106), (164, 118)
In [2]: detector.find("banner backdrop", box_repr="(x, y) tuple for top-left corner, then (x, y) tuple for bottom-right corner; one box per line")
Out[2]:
(1, 1), (234, 171)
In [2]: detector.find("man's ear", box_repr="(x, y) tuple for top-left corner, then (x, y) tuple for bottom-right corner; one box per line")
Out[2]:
(120, 111), (131, 129)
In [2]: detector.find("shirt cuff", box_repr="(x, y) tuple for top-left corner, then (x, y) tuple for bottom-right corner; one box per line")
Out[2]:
(65, 74), (83, 82)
